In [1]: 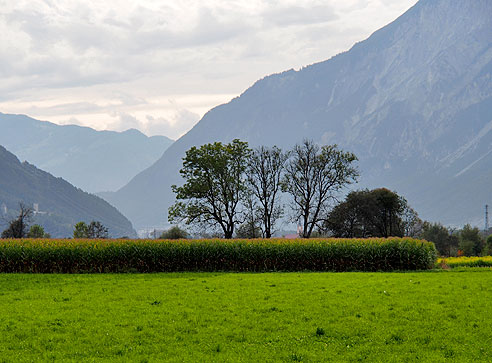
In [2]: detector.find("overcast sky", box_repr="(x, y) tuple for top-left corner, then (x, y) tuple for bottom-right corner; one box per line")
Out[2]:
(0, 0), (417, 139)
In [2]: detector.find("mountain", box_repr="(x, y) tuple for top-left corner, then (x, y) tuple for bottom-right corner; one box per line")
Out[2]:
(104, 0), (492, 230)
(0, 113), (173, 193)
(0, 145), (136, 238)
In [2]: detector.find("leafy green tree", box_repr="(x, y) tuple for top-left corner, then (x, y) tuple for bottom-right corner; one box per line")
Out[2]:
(169, 139), (251, 239)
(420, 222), (458, 257)
(282, 140), (358, 238)
(324, 190), (374, 238)
(159, 226), (189, 240)
(246, 146), (288, 238)
(1, 203), (33, 238)
(73, 222), (89, 238)
(486, 235), (492, 255)
(73, 221), (108, 239)
(324, 188), (418, 238)
(459, 224), (484, 256)
(27, 224), (50, 238)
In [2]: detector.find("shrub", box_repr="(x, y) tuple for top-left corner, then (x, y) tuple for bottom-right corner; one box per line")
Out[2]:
(0, 238), (437, 273)
(159, 226), (189, 240)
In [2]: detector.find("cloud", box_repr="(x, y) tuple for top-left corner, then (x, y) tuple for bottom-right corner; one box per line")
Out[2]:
(0, 0), (419, 138)
(145, 110), (200, 138)
(263, 4), (338, 27)
(108, 109), (200, 139)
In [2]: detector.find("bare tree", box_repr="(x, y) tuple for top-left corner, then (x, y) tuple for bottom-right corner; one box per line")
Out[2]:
(247, 146), (288, 238)
(88, 221), (109, 239)
(1, 202), (33, 238)
(282, 140), (358, 238)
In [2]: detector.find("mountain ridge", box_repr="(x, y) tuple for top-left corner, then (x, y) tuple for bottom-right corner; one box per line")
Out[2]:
(103, 0), (492, 229)
(0, 145), (137, 238)
(0, 112), (174, 193)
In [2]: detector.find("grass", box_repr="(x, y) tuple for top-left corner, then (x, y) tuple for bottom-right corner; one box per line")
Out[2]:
(1, 271), (492, 362)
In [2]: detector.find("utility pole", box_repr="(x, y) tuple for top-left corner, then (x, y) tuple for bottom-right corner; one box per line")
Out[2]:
(486, 205), (489, 233)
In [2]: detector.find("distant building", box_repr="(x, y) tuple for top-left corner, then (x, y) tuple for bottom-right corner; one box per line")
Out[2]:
(33, 203), (39, 213)
(1, 203), (7, 215)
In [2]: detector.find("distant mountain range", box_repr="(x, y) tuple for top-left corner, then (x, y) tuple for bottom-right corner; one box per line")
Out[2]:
(0, 113), (173, 193)
(103, 0), (492, 230)
(0, 145), (136, 238)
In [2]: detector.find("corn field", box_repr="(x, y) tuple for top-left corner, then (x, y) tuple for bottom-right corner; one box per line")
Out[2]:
(0, 238), (437, 273)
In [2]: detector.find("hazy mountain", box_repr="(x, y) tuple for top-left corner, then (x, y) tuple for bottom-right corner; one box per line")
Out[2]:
(0, 113), (173, 193)
(0, 145), (136, 238)
(104, 0), (492, 230)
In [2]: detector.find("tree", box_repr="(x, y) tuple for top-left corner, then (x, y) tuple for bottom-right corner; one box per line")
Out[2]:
(27, 224), (50, 238)
(159, 226), (189, 239)
(486, 235), (492, 255)
(87, 221), (109, 239)
(324, 188), (420, 238)
(282, 140), (358, 238)
(459, 224), (484, 256)
(323, 190), (374, 238)
(73, 222), (89, 238)
(169, 139), (251, 239)
(246, 146), (288, 238)
(235, 195), (261, 239)
(73, 221), (109, 239)
(369, 188), (409, 238)
(420, 222), (458, 257)
(1, 203), (33, 238)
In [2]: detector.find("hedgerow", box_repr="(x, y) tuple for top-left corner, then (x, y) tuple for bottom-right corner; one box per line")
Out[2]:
(0, 238), (437, 273)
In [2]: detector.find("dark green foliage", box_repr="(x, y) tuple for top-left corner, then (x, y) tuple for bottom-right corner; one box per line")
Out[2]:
(325, 188), (421, 238)
(169, 139), (251, 239)
(486, 235), (492, 253)
(73, 221), (108, 239)
(27, 225), (50, 238)
(459, 224), (484, 256)
(0, 238), (437, 273)
(159, 226), (189, 240)
(73, 222), (88, 238)
(420, 222), (458, 257)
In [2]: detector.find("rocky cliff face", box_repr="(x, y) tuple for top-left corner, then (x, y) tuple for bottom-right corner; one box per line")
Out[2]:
(105, 0), (492, 229)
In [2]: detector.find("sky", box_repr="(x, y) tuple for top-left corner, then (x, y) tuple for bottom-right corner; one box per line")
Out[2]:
(0, 0), (418, 140)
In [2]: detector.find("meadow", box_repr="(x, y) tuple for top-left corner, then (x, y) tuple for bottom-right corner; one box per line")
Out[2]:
(1, 270), (491, 362)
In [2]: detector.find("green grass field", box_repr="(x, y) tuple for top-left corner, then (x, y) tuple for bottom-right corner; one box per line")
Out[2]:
(1, 271), (491, 362)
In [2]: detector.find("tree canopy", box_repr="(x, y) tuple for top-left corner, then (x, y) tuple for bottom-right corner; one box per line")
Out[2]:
(73, 221), (109, 239)
(169, 139), (251, 239)
(324, 188), (421, 238)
